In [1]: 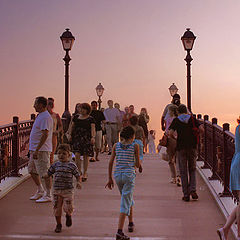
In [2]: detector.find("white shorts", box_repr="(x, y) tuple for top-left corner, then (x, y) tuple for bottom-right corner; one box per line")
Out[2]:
(28, 151), (50, 177)
(95, 131), (102, 150)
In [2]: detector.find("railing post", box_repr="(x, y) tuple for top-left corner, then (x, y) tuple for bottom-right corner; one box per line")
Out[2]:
(209, 118), (218, 180)
(201, 115), (209, 169)
(11, 116), (21, 177)
(31, 114), (36, 120)
(219, 123), (232, 197)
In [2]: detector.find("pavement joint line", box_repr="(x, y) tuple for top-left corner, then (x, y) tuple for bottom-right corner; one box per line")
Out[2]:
(0, 235), (168, 240)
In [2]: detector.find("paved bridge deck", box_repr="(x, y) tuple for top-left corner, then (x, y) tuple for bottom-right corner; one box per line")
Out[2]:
(0, 153), (234, 240)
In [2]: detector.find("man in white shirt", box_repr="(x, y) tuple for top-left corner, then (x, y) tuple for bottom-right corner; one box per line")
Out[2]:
(28, 96), (53, 203)
(104, 100), (120, 155)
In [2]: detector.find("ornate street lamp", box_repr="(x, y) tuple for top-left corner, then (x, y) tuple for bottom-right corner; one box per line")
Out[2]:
(60, 28), (75, 120)
(96, 83), (104, 110)
(181, 28), (196, 112)
(169, 83), (178, 97)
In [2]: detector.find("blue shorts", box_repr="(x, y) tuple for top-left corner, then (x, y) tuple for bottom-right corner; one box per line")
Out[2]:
(114, 172), (135, 215)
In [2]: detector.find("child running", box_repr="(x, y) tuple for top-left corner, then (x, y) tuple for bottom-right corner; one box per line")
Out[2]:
(106, 126), (143, 240)
(43, 144), (81, 233)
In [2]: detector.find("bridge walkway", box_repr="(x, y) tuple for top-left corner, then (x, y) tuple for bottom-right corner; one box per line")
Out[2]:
(0, 153), (234, 240)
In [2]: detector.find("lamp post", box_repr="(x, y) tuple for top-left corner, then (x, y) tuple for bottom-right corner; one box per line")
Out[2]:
(95, 83), (105, 110)
(181, 28), (196, 112)
(169, 83), (178, 97)
(60, 28), (75, 120)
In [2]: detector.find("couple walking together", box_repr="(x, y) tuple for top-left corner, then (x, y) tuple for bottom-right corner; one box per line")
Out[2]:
(162, 94), (204, 201)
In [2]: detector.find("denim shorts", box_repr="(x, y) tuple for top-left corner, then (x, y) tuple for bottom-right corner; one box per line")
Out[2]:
(114, 171), (136, 215)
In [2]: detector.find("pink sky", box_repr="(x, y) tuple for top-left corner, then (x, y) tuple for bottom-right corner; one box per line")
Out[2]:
(1, 0), (240, 137)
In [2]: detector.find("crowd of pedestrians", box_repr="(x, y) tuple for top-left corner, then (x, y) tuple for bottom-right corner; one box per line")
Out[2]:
(160, 94), (204, 202)
(26, 93), (240, 240)
(28, 96), (151, 239)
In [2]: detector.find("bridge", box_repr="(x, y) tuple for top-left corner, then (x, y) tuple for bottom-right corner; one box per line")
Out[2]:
(0, 114), (238, 239)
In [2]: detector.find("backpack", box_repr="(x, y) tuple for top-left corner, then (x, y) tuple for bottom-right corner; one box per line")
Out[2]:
(191, 115), (200, 144)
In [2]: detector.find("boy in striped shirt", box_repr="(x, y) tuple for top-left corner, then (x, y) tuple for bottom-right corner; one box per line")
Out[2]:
(43, 144), (81, 233)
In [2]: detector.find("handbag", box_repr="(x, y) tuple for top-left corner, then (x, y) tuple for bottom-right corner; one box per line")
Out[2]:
(160, 134), (168, 147)
(191, 115), (200, 144)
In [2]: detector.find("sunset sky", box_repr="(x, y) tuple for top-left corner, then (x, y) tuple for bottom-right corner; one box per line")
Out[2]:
(1, 0), (240, 137)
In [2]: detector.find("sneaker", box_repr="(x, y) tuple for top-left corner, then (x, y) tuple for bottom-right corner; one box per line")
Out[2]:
(217, 228), (226, 240)
(182, 196), (190, 202)
(36, 195), (51, 203)
(89, 158), (96, 162)
(55, 224), (62, 233)
(66, 214), (72, 227)
(128, 223), (134, 232)
(190, 191), (199, 200)
(29, 191), (44, 200)
(170, 178), (176, 184)
(116, 232), (130, 240)
(176, 176), (182, 187)
(108, 152), (112, 155)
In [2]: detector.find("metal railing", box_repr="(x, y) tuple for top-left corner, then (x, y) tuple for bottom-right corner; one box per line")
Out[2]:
(197, 114), (237, 202)
(0, 115), (69, 183)
(0, 112), (237, 203)
(0, 115), (35, 182)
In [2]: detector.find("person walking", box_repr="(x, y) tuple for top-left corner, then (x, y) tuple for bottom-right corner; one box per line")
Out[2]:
(129, 116), (144, 162)
(100, 107), (108, 153)
(161, 94), (181, 131)
(43, 144), (81, 233)
(47, 97), (63, 164)
(129, 105), (138, 118)
(90, 101), (106, 161)
(217, 116), (240, 240)
(138, 108), (149, 153)
(122, 107), (131, 128)
(68, 103), (96, 182)
(28, 96), (53, 203)
(169, 104), (203, 201)
(66, 103), (81, 160)
(164, 104), (181, 186)
(104, 100), (120, 155)
(114, 102), (125, 138)
(148, 130), (156, 154)
(106, 126), (142, 240)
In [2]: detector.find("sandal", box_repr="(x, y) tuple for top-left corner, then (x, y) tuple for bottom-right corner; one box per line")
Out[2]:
(82, 174), (88, 182)
(116, 232), (130, 240)
(55, 224), (62, 233)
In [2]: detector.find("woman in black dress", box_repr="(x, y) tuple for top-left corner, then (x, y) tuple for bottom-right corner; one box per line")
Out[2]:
(138, 108), (150, 153)
(70, 103), (96, 181)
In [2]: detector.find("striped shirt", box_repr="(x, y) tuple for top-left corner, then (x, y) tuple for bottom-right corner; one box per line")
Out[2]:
(48, 161), (80, 190)
(114, 142), (136, 174)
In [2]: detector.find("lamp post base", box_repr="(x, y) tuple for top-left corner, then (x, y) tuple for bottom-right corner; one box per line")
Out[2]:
(62, 110), (71, 133)
(62, 110), (71, 120)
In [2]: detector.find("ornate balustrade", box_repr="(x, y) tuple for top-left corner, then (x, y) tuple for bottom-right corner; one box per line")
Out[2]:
(197, 115), (237, 202)
(0, 115), (35, 181)
(0, 112), (237, 204)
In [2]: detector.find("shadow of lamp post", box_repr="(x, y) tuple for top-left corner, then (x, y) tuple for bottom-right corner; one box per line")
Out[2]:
(60, 28), (75, 121)
(181, 28), (196, 113)
(96, 83), (105, 110)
